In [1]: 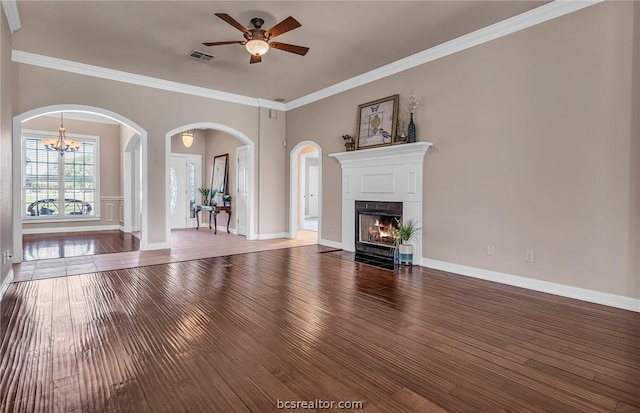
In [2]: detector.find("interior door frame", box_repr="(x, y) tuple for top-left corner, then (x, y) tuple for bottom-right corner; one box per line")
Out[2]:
(236, 145), (249, 236)
(13, 105), (149, 262)
(169, 153), (202, 229)
(289, 141), (322, 241)
(299, 152), (318, 224)
(164, 123), (256, 249)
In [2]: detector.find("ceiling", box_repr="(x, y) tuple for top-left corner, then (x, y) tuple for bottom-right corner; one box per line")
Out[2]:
(12, 1), (548, 103)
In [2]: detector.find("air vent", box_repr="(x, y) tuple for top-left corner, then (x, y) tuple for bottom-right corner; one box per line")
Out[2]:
(187, 50), (216, 63)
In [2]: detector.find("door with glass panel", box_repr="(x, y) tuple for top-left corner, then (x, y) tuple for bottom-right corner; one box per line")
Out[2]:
(169, 155), (201, 229)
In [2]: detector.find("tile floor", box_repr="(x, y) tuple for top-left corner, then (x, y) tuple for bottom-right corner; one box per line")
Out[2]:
(12, 228), (318, 282)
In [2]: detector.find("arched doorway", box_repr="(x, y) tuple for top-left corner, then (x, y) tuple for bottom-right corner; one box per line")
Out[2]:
(12, 105), (148, 262)
(289, 141), (322, 242)
(164, 123), (256, 248)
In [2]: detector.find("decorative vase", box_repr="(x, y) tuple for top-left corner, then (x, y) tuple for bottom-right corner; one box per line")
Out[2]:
(398, 243), (413, 265)
(345, 141), (355, 151)
(407, 112), (416, 143)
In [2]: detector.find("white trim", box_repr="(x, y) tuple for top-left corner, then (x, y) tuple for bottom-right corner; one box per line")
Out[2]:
(165, 123), (256, 247)
(13, 104), (148, 262)
(1, 0), (21, 33)
(289, 141), (322, 242)
(22, 224), (121, 235)
(217, 226), (237, 235)
(0, 269), (14, 302)
(285, 0), (603, 110)
(422, 258), (640, 313)
(319, 238), (343, 250)
(12, 50), (285, 110)
(329, 141), (432, 164)
(123, 133), (141, 234)
(100, 195), (124, 201)
(21, 129), (102, 219)
(44, 111), (120, 125)
(258, 232), (289, 240)
(23, 216), (101, 224)
(144, 242), (169, 251)
(257, 98), (286, 111)
(8, 2), (601, 112)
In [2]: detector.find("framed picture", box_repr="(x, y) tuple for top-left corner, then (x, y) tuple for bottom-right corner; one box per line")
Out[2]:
(210, 154), (229, 205)
(355, 94), (399, 149)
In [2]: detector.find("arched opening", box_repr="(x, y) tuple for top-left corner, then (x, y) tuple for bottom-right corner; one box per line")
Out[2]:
(289, 141), (322, 242)
(164, 123), (256, 248)
(12, 105), (148, 263)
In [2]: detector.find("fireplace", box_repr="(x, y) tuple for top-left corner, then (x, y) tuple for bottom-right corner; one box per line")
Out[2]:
(355, 200), (402, 267)
(329, 142), (432, 267)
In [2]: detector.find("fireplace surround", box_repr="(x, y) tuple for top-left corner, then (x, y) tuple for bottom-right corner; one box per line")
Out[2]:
(329, 142), (432, 266)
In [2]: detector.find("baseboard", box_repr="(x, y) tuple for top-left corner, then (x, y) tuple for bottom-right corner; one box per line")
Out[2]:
(22, 224), (121, 235)
(319, 238), (344, 250)
(258, 232), (289, 240)
(143, 242), (169, 251)
(422, 258), (640, 313)
(0, 269), (15, 302)
(217, 226), (237, 235)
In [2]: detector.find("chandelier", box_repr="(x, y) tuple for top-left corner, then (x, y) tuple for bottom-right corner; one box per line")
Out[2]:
(42, 113), (81, 155)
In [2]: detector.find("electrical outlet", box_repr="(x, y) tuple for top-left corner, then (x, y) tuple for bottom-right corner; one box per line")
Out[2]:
(486, 244), (495, 256)
(525, 250), (535, 263)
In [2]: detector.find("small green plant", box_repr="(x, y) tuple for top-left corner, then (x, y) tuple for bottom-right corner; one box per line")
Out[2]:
(392, 218), (421, 244)
(342, 134), (353, 142)
(198, 187), (210, 205)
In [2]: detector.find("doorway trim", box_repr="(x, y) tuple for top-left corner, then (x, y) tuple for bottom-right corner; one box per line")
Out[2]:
(12, 104), (149, 263)
(289, 140), (322, 241)
(164, 123), (256, 248)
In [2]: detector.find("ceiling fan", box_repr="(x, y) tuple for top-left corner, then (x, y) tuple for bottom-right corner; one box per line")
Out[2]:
(203, 13), (310, 64)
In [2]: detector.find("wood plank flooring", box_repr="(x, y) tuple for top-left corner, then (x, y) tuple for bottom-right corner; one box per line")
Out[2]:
(22, 231), (140, 261)
(2, 246), (639, 412)
(13, 229), (318, 282)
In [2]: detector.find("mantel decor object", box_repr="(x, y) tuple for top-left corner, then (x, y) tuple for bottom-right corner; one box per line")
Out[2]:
(355, 94), (399, 150)
(342, 134), (355, 151)
(407, 113), (416, 143)
(405, 90), (424, 144)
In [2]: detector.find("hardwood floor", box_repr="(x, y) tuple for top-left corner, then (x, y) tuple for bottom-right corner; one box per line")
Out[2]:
(13, 229), (318, 282)
(2, 246), (639, 412)
(22, 231), (140, 261)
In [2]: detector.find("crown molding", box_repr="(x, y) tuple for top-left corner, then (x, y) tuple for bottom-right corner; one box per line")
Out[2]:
(285, 0), (603, 111)
(2, 0), (21, 33)
(11, 50), (284, 110)
(257, 98), (286, 111)
(11, 0), (602, 112)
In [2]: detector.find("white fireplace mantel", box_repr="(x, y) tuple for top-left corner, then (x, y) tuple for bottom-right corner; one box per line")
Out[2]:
(329, 142), (433, 261)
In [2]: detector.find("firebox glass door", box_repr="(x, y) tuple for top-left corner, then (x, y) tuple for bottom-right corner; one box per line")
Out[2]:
(359, 213), (399, 247)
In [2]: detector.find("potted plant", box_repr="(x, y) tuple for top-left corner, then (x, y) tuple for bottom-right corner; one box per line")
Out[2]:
(342, 134), (355, 151)
(392, 218), (421, 265)
(223, 194), (231, 207)
(198, 187), (211, 206)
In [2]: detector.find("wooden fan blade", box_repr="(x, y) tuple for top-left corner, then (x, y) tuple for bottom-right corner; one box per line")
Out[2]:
(215, 13), (249, 34)
(266, 16), (301, 38)
(202, 40), (243, 46)
(250, 54), (262, 64)
(269, 42), (309, 56)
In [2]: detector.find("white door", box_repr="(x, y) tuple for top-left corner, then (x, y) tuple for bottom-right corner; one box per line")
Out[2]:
(170, 156), (188, 229)
(236, 146), (249, 236)
(308, 165), (319, 218)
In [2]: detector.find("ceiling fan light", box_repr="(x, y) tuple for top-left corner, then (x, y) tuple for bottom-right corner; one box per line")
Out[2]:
(182, 130), (195, 148)
(245, 39), (269, 56)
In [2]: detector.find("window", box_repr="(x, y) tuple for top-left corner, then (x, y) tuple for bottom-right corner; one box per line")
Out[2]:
(23, 132), (100, 220)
